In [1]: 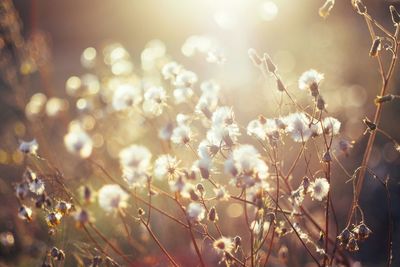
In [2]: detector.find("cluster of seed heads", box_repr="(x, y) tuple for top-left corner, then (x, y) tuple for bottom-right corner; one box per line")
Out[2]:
(337, 222), (372, 252)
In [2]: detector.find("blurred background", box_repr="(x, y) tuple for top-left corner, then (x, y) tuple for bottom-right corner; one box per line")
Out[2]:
(0, 0), (399, 266)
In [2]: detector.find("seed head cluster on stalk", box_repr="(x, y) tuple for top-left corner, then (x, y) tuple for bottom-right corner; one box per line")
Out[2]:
(2, 1), (400, 267)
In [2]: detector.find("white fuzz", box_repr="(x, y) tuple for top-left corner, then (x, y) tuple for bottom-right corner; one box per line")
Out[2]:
(154, 154), (179, 180)
(112, 84), (142, 111)
(64, 127), (93, 158)
(98, 184), (129, 212)
(186, 202), (205, 222)
(298, 69), (324, 90)
(311, 178), (330, 201)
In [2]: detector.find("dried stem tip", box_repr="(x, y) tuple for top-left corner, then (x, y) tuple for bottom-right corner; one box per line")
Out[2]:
(248, 48), (262, 66)
(319, 0), (335, 19)
(369, 37), (381, 57)
(390, 6), (400, 25)
(352, 0), (367, 15)
(276, 77), (285, 92)
(263, 53), (276, 73)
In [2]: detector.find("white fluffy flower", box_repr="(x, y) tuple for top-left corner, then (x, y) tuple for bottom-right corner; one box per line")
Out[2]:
(19, 139), (38, 154)
(173, 87), (193, 104)
(161, 61), (182, 80)
(318, 117), (341, 136)
(142, 86), (167, 117)
(119, 145), (151, 187)
(64, 127), (93, 158)
(98, 184), (129, 212)
(311, 178), (330, 201)
(225, 145), (269, 180)
(284, 112), (312, 142)
(154, 154), (180, 180)
(186, 202), (205, 222)
(213, 237), (234, 253)
(112, 84), (142, 111)
(212, 106), (235, 127)
(214, 186), (230, 201)
(200, 80), (220, 95)
(119, 145), (152, 172)
(171, 125), (192, 145)
(298, 69), (324, 91)
(174, 70), (198, 87)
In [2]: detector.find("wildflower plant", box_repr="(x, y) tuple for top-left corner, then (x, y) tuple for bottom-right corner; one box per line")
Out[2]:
(1, 1), (400, 267)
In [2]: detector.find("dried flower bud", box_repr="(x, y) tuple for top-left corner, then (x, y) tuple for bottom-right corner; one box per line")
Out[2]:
(337, 228), (352, 246)
(138, 208), (145, 216)
(199, 165), (210, 180)
(322, 151), (332, 162)
(276, 77), (285, 92)
(35, 193), (51, 209)
(301, 175), (310, 189)
(352, 222), (372, 240)
(346, 237), (359, 252)
(248, 48), (262, 66)
(390, 5), (400, 25)
(319, 0), (335, 19)
(196, 183), (205, 194)
(352, 0), (367, 15)
(234, 236), (242, 250)
(278, 245), (289, 264)
(369, 37), (381, 57)
(375, 94), (394, 104)
(74, 209), (90, 227)
(56, 250), (65, 261)
(18, 205), (33, 221)
(46, 212), (62, 227)
(55, 201), (72, 215)
(258, 115), (267, 124)
(16, 182), (29, 200)
(207, 206), (218, 222)
(263, 53), (276, 73)
(83, 186), (92, 203)
(316, 95), (326, 110)
(50, 247), (59, 258)
(265, 212), (276, 222)
(363, 117), (376, 132)
(189, 189), (200, 201)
